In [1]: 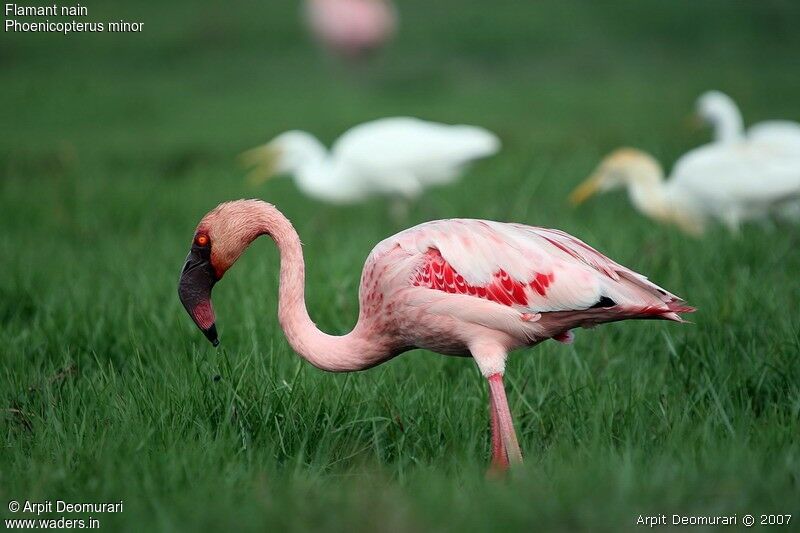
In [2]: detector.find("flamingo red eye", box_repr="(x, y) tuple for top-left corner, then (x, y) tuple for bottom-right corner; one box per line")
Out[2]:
(195, 234), (209, 247)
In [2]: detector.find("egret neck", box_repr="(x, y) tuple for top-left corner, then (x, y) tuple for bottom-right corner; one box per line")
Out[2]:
(624, 172), (704, 235)
(708, 97), (744, 143)
(294, 159), (366, 204)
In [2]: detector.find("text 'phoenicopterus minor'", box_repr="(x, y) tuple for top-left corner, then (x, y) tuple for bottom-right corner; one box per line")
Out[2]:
(178, 200), (693, 471)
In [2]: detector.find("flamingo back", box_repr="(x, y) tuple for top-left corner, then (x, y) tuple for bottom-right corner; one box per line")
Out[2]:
(364, 219), (690, 324)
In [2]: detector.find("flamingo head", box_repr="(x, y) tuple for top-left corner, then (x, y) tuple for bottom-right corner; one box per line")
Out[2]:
(569, 148), (662, 205)
(178, 200), (271, 346)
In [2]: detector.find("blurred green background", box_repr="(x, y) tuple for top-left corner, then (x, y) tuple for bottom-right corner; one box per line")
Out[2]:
(2, 1), (799, 531)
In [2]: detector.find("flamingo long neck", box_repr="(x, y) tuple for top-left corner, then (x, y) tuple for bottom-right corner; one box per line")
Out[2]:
(711, 101), (744, 143)
(252, 205), (388, 372)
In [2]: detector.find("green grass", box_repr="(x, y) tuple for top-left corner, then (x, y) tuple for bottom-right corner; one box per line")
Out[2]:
(2, 1), (800, 531)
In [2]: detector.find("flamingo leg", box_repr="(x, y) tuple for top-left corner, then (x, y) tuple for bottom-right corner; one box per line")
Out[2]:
(487, 373), (523, 466)
(488, 386), (509, 473)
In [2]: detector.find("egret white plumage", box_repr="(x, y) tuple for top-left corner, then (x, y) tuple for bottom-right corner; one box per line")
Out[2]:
(695, 91), (800, 220)
(569, 144), (800, 235)
(241, 117), (501, 209)
(696, 90), (800, 150)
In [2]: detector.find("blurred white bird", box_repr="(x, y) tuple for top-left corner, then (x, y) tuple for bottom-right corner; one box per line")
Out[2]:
(241, 117), (501, 213)
(696, 90), (800, 150)
(569, 144), (800, 235)
(695, 91), (800, 220)
(305, 0), (397, 60)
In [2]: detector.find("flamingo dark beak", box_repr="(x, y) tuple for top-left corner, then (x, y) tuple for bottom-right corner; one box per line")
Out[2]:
(178, 248), (220, 346)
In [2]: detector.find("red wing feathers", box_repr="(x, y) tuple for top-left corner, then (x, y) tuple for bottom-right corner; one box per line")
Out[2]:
(412, 249), (553, 307)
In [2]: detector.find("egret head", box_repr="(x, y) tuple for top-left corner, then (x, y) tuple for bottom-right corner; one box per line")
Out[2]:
(695, 90), (737, 128)
(569, 148), (663, 205)
(178, 199), (273, 346)
(240, 131), (325, 185)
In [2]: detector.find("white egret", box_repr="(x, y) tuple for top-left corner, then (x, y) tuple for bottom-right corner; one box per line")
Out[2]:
(696, 90), (800, 150)
(695, 91), (800, 220)
(241, 117), (501, 213)
(569, 144), (800, 235)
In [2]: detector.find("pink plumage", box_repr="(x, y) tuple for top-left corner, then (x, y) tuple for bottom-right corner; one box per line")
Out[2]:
(305, 0), (397, 58)
(178, 200), (693, 472)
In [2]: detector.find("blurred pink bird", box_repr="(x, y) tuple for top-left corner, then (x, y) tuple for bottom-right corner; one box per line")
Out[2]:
(178, 200), (693, 471)
(305, 0), (397, 59)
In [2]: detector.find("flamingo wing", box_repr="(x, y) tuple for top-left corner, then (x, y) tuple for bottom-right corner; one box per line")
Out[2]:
(370, 219), (686, 318)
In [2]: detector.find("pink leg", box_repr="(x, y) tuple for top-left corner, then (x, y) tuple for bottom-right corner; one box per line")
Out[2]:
(488, 388), (509, 472)
(487, 373), (523, 466)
